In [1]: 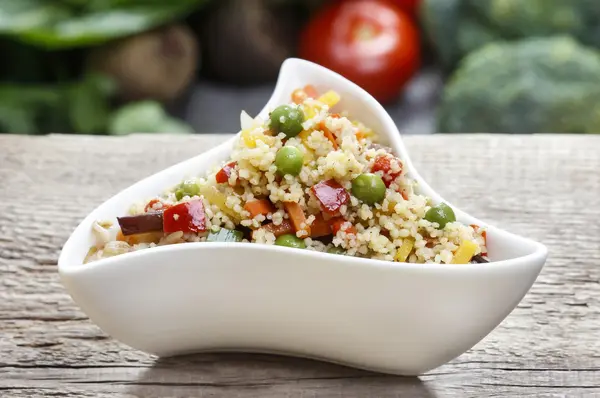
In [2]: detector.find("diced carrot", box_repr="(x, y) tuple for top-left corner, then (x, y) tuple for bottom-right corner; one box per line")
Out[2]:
(244, 199), (275, 219)
(400, 191), (409, 201)
(284, 202), (310, 238)
(355, 131), (365, 140)
(304, 84), (319, 98)
(255, 219), (294, 239)
(471, 224), (488, 255)
(330, 113), (341, 119)
(292, 88), (307, 104)
(319, 122), (338, 150)
(482, 230), (488, 255)
(310, 213), (331, 238)
(330, 217), (357, 236)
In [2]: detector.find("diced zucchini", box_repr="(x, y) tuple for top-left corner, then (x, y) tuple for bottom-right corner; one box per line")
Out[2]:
(206, 228), (244, 243)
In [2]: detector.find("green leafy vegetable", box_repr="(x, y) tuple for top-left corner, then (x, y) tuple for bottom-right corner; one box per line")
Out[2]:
(67, 73), (117, 134)
(0, 85), (62, 134)
(421, 0), (600, 69)
(108, 101), (194, 135)
(437, 36), (600, 134)
(0, 0), (208, 49)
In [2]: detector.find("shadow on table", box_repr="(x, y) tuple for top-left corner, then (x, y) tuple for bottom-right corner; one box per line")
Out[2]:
(128, 352), (437, 398)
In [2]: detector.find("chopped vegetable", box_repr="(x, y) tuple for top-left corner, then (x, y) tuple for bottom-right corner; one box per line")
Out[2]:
(216, 162), (238, 185)
(144, 199), (169, 212)
(292, 85), (319, 104)
(117, 212), (164, 236)
(304, 85), (319, 99)
(311, 179), (350, 214)
(175, 179), (201, 200)
(206, 228), (244, 243)
(371, 155), (402, 187)
(254, 219), (294, 239)
(471, 254), (489, 264)
(317, 90), (341, 108)
(451, 240), (478, 264)
(394, 238), (415, 262)
(163, 200), (207, 234)
(310, 213), (332, 238)
(275, 234), (306, 249)
(117, 230), (163, 245)
(471, 224), (488, 255)
(275, 146), (304, 176)
(292, 89), (307, 104)
(198, 182), (241, 223)
(330, 217), (357, 236)
(424, 203), (456, 229)
(244, 199), (275, 219)
(284, 202), (310, 238)
(327, 246), (345, 255)
(351, 173), (386, 205)
(319, 122), (338, 150)
(269, 104), (305, 138)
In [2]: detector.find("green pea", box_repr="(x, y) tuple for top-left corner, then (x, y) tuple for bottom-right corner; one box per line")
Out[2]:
(327, 246), (345, 255)
(275, 234), (306, 249)
(175, 179), (200, 200)
(269, 105), (305, 138)
(351, 173), (386, 205)
(275, 146), (304, 176)
(424, 203), (456, 229)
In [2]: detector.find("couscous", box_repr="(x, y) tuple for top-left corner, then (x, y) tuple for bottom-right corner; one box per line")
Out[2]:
(85, 85), (488, 265)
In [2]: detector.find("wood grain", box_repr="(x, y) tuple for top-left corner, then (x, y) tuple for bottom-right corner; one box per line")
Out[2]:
(1, 134), (599, 398)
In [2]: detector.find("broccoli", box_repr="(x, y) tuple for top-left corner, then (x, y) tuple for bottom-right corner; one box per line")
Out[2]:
(421, 0), (600, 69)
(437, 36), (600, 134)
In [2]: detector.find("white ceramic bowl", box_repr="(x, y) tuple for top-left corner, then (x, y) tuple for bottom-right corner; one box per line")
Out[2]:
(58, 58), (547, 376)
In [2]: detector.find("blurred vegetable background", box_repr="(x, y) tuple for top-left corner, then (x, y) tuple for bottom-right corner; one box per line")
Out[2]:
(1, 0), (599, 135)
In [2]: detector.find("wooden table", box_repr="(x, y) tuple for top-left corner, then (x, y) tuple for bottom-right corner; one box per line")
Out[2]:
(1, 134), (599, 398)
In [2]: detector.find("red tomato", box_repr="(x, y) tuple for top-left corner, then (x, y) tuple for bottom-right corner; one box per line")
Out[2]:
(394, 0), (420, 15)
(163, 200), (207, 234)
(311, 179), (350, 214)
(299, 0), (421, 104)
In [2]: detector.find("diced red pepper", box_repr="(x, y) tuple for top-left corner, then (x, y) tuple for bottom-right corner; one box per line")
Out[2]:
(310, 213), (332, 238)
(311, 179), (350, 214)
(330, 217), (357, 236)
(163, 200), (207, 234)
(144, 199), (171, 213)
(371, 155), (402, 187)
(216, 162), (238, 184)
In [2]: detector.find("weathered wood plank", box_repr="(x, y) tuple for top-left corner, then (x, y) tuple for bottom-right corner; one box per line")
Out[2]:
(1, 134), (599, 397)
